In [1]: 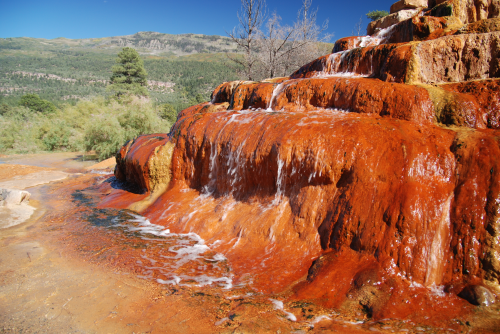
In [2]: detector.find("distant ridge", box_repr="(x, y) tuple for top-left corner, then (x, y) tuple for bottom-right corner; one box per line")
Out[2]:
(0, 32), (242, 107)
(0, 31), (239, 56)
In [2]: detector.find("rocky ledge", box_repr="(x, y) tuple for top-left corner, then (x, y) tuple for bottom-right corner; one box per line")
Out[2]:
(108, 0), (500, 326)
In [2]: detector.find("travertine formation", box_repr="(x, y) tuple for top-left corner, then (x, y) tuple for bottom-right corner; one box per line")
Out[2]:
(391, 0), (429, 14)
(110, 0), (500, 322)
(0, 188), (31, 206)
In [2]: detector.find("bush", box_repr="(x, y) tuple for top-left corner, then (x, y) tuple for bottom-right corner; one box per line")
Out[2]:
(0, 117), (22, 151)
(1, 95), (170, 159)
(0, 106), (40, 153)
(158, 103), (178, 125)
(0, 104), (11, 116)
(118, 97), (165, 138)
(18, 93), (56, 113)
(366, 10), (390, 21)
(84, 115), (125, 161)
(38, 119), (73, 151)
(82, 96), (169, 160)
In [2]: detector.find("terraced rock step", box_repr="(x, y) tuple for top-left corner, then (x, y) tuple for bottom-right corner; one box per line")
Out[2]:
(108, 0), (500, 328)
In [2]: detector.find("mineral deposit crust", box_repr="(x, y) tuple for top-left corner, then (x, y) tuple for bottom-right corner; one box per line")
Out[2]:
(107, 0), (500, 323)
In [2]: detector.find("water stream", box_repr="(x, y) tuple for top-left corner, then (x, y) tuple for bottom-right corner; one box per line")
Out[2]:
(71, 186), (234, 289)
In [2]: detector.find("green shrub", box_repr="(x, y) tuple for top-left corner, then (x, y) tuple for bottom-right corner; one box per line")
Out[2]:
(0, 104), (11, 116)
(366, 10), (390, 21)
(18, 93), (56, 113)
(0, 106), (40, 153)
(1, 95), (170, 159)
(84, 115), (125, 161)
(158, 103), (178, 125)
(82, 96), (169, 160)
(0, 118), (22, 151)
(38, 119), (73, 151)
(4, 105), (37, 121)
(118, 97), (165, 138)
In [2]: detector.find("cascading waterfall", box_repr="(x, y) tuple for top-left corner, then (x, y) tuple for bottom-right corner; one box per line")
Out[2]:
(266, 82), (287, 111)
(109, 2), (500, 324)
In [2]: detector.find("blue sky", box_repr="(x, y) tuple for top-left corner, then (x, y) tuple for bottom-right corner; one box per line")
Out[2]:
(0, 0), (395, 41)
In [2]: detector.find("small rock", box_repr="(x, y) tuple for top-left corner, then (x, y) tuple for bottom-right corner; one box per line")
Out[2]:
(367, 9), (420, 35)
(458, 285), (496, 306)
(0, 188), (31, 206)
(390, 0), (428, 14)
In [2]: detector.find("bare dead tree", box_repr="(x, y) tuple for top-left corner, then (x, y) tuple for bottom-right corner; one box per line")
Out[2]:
(227, 0), (267, 81)
(228, 0), (332, 80)
(255, 13), (295, 79)
(281, 0), (333, 76)
(296, 0), (328, 41)
(353, 17), (363, 36)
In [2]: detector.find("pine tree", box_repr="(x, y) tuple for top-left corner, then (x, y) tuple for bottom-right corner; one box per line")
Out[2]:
(366, 10), (389, 21)
(107, 47), (149, 97)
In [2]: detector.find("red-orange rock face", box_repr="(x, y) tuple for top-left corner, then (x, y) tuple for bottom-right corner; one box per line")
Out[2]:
(271, 77), (435, 123)
(115, 134), (171, 192)
(292, 43), (414, 83)
(387, 15), (455, 44)
(425, 79), (500, 128)
(294, 32), (500, 85)
(332, 37), (362, 53)
(112, 104), (500, 308)
(332, 36), (382, 53)
(108, 3), (500, 326)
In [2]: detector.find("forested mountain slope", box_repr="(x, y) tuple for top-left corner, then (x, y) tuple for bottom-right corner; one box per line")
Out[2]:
(0, 32), (241, 110)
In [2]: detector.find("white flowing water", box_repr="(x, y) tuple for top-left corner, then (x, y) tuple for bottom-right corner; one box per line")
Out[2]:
(361, 23), (398, 47)
(110, 212), (234, 289)
(266, 82), (287, 111)
(314, 23), (398, 78)
(269, 298), (297, 321)
(313, 51), (370, 78)
(340, 24), (398, 53)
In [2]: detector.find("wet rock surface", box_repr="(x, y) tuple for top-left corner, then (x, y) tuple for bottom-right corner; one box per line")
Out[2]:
(7, 158), (497, 333)
(108, 1), (500, 330)
(5, 0), (500, 332)
(0, 163), (71, 230)
(368, 9), (421, 35)
(459, 285), (497, 306)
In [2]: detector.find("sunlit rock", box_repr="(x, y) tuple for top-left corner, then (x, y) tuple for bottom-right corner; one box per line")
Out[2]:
(368, 9), (421, 35)
(0, 188), (31, 206)
(459, 285), (497, 306)
(414, 32), (500, 83)
(115, 134), (175, 193)
(0, 188), (35, 229)
(428, 0), (500, 24)
(456, 17), (500, 34)
(391, 0), (428, 14)
(106, 0), (500, 323)
(295, 32), (500, 86)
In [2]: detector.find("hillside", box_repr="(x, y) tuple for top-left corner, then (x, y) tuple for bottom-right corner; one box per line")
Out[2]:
(0, 32), (242, 110)
(0, 31), (239, 56)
